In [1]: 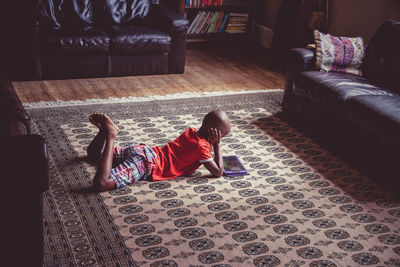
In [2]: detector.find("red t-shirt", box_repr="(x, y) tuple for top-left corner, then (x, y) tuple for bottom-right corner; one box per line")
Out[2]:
(152, 128), (212, 181)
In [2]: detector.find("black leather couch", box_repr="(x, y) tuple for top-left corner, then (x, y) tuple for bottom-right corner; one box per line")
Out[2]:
(283, 20), (400, 190)
(0, 79), (49, 266)
(28, 0), (188, 80)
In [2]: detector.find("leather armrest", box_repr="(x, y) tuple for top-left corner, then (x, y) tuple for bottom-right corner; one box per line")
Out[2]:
(287, 48), (316, 73)
(0, 80), (31, 134)
(142, 3), (188, 74)
(283, 48), (315, 112)
(0, 80), (30, 122)
(1, 133), (48, 266)
(145, 4), (189, 35)
(0, 134), (49, 193)
(0, 120), (29, 136)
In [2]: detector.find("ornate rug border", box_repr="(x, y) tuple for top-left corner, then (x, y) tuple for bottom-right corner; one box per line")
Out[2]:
(23, 89), (283, 109)
(26, 91), (284, 124)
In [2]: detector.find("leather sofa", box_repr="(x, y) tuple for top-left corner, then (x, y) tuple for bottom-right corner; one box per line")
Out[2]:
(283, 20), (400, 190)
(0, 79), (49, 265)
(29, 0), (188, 80)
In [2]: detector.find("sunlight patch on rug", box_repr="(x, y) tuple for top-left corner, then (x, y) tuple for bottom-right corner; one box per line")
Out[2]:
(62, 105), (400, 266)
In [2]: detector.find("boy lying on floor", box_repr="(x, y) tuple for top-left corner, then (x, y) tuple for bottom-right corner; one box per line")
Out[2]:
(87, 109), (231, 191)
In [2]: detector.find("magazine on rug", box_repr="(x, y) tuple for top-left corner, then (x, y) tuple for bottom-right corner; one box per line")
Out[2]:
(223, 155), (249, 176)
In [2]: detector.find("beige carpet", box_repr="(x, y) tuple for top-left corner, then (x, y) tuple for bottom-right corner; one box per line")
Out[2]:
(26, 91), (400, 266)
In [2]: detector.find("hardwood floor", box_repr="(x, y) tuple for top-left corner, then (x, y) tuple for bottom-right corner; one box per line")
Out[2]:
(13, 46), (286, 103)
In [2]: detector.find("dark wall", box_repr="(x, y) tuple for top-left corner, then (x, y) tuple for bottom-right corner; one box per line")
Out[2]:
(328, 0), (400, 42)
(0, 0), (36, 79)
(254, 0), (400, 48)
(253, 0), (282, 29)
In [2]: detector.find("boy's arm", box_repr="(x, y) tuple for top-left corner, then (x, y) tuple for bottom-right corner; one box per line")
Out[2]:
(203, 128), (224, 178)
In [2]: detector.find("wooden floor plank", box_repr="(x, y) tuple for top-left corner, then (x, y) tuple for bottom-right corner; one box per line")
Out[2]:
(13, 47), (285, 102)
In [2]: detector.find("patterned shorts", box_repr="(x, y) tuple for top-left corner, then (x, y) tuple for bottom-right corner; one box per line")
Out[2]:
(110, 144), (157, 188)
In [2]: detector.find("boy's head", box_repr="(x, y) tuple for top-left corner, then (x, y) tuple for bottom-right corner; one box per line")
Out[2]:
(201, 109), (231, 137)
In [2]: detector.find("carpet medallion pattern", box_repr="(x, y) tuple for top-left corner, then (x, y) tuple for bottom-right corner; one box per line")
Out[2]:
(26, 92), (400, 266)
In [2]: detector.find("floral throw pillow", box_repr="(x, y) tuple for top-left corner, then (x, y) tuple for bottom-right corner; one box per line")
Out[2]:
(314, 30), (365, 76)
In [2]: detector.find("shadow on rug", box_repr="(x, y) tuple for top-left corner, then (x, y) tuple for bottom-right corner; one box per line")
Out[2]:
(26, 91), (400, 266)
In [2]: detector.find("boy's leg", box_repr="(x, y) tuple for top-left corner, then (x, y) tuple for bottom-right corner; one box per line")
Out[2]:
(87, 113), (107, 162)
(91, 114), (120, 191)
(87, 132), (106, 163)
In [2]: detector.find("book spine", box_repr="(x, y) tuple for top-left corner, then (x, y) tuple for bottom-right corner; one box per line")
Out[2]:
(213, 11), (224, 33)
(217, 13), (225, 32)
(228, 12), (248, 17)
(197, 11), (211, 33)
(202, 11), (214, 33)
(200, 11), (211, 33)
(227, 23), (247, 27)
(215, 13), (224, 32)
(219, 13), (229, 32)
(188, 12), (201, 34)
(192, 11), (205, 34)
(208, 11), (219, 33)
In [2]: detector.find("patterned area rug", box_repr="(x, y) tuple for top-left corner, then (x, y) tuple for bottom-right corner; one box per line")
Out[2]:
(26, 91), (400, 267)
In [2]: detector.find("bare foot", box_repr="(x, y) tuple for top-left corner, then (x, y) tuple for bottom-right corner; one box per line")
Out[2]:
(89, 113), (120, 138)
(89, 113), (104, 130)
(101, 114), (120, 138)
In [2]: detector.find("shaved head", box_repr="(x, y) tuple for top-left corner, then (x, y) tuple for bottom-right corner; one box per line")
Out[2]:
(201, 109), (231, 137)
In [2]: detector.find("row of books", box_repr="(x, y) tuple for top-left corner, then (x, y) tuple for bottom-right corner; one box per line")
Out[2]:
(188, 11), (248, 35)
(186, 0), (250, 6)
(225, 12), (248, 33)
(186, 0), (224, 7)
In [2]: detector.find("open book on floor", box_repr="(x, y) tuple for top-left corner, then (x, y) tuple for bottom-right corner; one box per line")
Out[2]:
(223, 155), (249, 177)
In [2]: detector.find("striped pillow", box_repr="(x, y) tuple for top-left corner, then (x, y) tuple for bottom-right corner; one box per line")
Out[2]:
(314, 30), (365, 76)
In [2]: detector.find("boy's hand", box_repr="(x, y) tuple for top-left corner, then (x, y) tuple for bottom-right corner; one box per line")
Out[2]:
(208, 128), (221, 146)
(204, 128), (224, 178)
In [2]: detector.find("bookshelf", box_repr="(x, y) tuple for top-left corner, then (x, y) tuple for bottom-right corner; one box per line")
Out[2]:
(180, 0), (253, 43)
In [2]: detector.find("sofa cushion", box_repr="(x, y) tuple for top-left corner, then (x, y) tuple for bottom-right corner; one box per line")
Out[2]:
(108, 25), (170, 54)
(37, 0), (94, 28)
(293, 71), (394, 106)
(40, 27), (110, 55)
(363, 20), (400, 93)
(314, 30), (365, 76)
(347, 95), (400, 144)
(104, 0), (150, 24)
